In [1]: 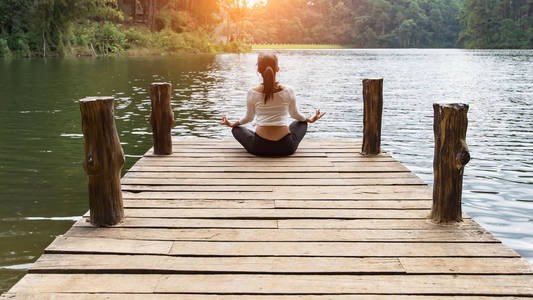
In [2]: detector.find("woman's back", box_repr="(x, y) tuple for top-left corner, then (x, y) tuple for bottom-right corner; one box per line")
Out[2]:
(243, 86), (306, 127)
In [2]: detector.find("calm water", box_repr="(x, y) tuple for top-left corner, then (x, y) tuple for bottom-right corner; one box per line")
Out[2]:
(1, 49), (532, 292)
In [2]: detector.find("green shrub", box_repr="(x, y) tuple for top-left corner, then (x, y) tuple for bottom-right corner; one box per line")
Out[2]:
(0, 38), (11, 57)
(94, 22), (127, 55)
(8, 32), (32, 57)
(124, 26), (151, 48)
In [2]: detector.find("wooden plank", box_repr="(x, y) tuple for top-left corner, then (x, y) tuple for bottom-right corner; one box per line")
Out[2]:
(400, 257), (533, 274)
(274, 200), (432, 209)
(129, 166), (409, 172)
(30, 254), (404, 274)
(137, 161), (336, 167)
(121, 191), (432, 200)
(120, 199), (432, 210)
(74, 218), (278, 229)
(31, 255), (530, 276)
(277, 219), (480, 230)
(122, 186), (432, 200)
(120, 177), (426, 186)
(73, 218), (480, 230)
(124, 172), (417, 179)
(45, 236), (173, 255)
(117, 208), (432, 219)
(4, 295), (529, 300)
(64, 227), (497, 242)
(8, 274), (533, 295)
(154, 274), (533, 295)
(44, 238), (519, 257)
(123, 199), (275, 209)
(9, 295), (533, 300)
(137, 156), (395, 162)
(121, 185), (273, 192)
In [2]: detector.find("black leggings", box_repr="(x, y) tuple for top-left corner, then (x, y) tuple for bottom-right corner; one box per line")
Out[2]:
(232, 121), (308, 156)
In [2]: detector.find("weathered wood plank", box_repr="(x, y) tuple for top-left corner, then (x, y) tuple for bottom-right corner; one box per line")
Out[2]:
(129, 166), (410, 172)
(120, 177), (426, 186)
(123, 199), (275, 209)
(30, 254), (405, 274)
(116, 208), (432, 219)
(45, 238), (519, 257)
(121, 199), (432, 210)
(277, 219), (480, 229)
(45, 236), (173, 255)
(122, 188), (432, 200)
(1, 294), (529, 300)
(124, 172), (418, 179)
(8, 274), (533, 295)
(74, 218), (278, 229)
(138, 156), (395, 162)
(64, 227), (497, 242)
(274, 200), (431, 209)
(73, 217), (480, 230)
(121, 185), (274, 192)
(400, 257), (533, 274)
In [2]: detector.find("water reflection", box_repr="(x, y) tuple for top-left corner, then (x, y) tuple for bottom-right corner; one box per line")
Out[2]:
(0, 49), (532, 292)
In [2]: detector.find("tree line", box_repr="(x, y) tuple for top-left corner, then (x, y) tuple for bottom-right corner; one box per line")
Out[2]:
(0, 0), (532, 57)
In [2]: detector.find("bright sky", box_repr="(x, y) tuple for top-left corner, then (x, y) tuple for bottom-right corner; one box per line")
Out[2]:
(247, 0), (265, 7)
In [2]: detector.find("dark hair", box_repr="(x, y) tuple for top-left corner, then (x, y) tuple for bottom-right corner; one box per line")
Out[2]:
(257, 53), (278, 103)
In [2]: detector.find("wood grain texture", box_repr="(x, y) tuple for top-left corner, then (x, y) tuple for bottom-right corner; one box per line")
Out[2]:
(79, 97), (124, 226)
(362, 79), (383, 155)
(46, 238), (519, 257)
(432, 103), (470, 223)
(149, 82), (174, 155)
(8, 274), (533, 295)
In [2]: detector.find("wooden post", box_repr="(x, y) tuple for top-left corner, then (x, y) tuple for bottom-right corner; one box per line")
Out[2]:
(361, 79), (383, 155)
(79, 97), (125, 226)
(150, 82), (174, 155)
(431, 103), (470, 223)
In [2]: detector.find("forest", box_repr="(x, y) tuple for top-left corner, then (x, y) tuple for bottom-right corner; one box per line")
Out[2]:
(0, 0), (532, 57)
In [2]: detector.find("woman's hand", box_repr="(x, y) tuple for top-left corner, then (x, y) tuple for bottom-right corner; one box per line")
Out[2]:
(306, 109), (326, 123)
(220, 116), (240, 128)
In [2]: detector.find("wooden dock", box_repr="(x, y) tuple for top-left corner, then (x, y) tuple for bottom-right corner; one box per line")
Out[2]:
(3, 138), (533, 298)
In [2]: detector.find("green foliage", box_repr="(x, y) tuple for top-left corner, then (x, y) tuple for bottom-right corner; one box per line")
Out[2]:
(243, 0), (464, 48)
(0, 37), (11, 57)
(459, 0), (533, 48)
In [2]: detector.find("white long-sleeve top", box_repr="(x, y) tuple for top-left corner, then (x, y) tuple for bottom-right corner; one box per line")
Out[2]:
(239, 86), (306, 126)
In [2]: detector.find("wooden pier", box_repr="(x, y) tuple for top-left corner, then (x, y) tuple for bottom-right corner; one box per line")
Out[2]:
(2, 138), (533, 298)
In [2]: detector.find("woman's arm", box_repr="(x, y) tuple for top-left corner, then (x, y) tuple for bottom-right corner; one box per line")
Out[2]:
(288, 89), (308, 122)
(221, 91), (255, 128)
(288, 88), (326, 123)
(306, 109), (326, 123)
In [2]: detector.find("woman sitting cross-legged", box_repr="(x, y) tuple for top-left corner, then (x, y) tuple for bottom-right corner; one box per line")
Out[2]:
(221, 53), (326, 156)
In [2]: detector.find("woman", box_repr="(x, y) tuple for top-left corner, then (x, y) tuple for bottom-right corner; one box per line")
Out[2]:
(221, 53), (325, 156)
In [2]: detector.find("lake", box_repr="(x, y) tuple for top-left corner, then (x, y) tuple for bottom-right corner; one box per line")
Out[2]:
(0, 49), (532, 292)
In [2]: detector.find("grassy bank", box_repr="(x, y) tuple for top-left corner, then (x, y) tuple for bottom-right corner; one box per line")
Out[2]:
(252, 44), (355, 50)
(0, 21), (250, 58)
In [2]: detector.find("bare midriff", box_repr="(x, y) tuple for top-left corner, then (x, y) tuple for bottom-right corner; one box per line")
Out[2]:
(255, 125), (290, 141)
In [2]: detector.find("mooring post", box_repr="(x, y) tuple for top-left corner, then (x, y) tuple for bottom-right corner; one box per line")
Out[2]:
(150, 82), (174, 155)
(79, 97), (125, 226)
(431, 103), (470, 223)
(362, 78), (383, 155)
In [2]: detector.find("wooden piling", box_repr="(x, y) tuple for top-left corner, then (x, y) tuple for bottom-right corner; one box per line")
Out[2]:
(362, 79), (383, 155)
(149, 82), (174, 155)
(79, 97), (125, 226)
(431, 103), (470, 223)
